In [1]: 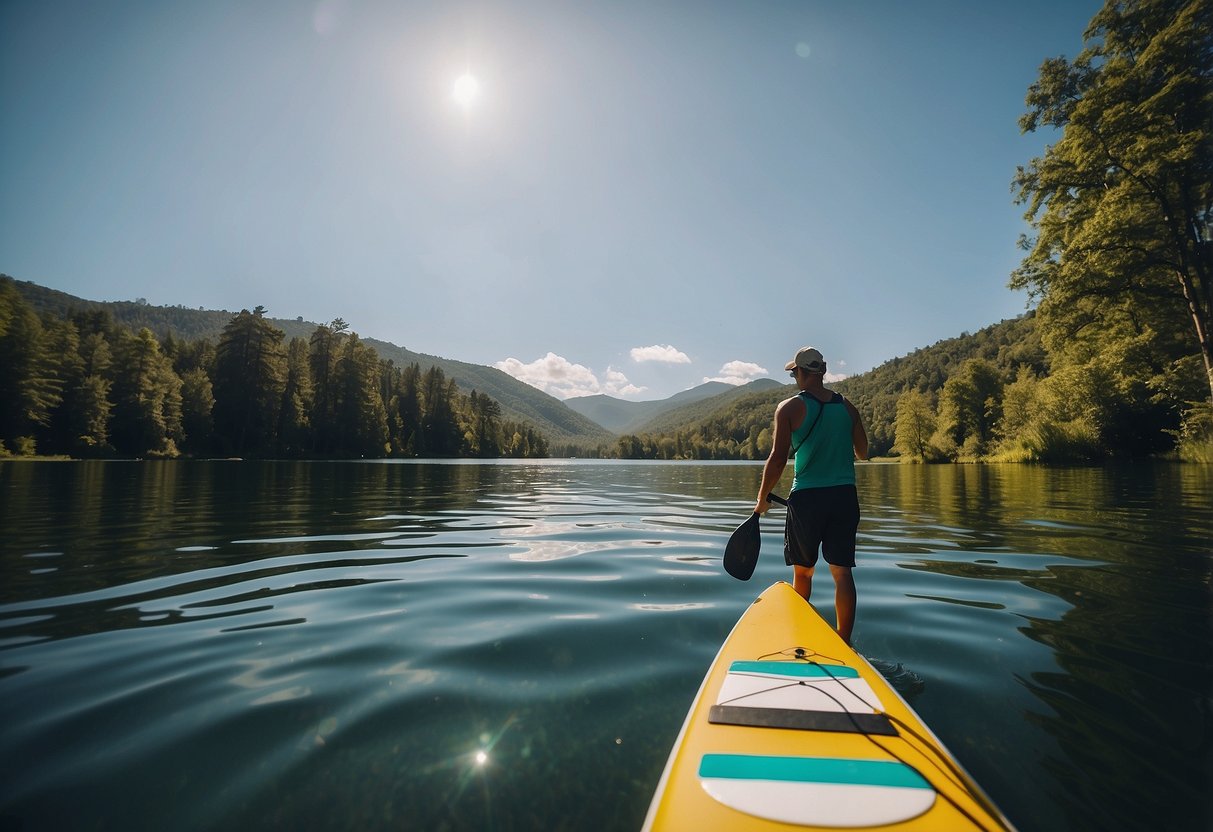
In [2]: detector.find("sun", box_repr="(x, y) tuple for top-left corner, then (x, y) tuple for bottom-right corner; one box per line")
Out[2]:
(452, 72), (481, 111)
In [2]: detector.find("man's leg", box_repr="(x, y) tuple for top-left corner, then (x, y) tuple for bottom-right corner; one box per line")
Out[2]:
(829, 564), (856, 644)
(792, 564), (814, 600)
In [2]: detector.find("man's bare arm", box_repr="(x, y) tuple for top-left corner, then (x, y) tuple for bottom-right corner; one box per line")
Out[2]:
(755, 397), (799, 513)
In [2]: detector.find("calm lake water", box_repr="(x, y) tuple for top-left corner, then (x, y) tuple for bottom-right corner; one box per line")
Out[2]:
(1, 460), (1210, 831)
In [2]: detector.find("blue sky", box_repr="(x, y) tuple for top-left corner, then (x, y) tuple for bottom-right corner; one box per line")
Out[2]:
(1, 0), (1101, 401)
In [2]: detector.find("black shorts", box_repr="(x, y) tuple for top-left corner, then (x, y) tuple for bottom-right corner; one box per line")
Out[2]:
(784, 485), (860, 569)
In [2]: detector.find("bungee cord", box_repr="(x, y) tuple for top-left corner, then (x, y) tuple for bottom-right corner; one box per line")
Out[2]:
(723, 649), (1013, 832)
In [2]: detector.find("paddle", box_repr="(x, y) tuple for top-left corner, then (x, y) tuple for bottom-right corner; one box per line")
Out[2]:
(723, 493), (788, 581)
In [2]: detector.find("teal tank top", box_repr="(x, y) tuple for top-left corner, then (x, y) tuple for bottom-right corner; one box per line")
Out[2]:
(790, 391), (856, 491)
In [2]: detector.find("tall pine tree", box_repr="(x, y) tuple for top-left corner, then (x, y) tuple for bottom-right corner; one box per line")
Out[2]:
(0, 281), (61, 454)
(109, 328), (183, 456)
(212, 307), (287, 456)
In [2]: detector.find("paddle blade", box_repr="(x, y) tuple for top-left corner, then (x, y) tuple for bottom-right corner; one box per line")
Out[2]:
(723, 512), (762, 581)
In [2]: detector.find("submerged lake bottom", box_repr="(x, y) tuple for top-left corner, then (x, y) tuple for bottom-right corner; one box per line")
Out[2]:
(1, 459), (1210, 830)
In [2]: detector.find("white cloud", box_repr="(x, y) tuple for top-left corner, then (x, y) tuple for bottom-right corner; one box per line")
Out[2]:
(825, 359), (848, 384)
(630, 344), (691, 364)
(603, 367), (645, 397)
(704, 360), (769, 386)
(495, 354), (646, 400)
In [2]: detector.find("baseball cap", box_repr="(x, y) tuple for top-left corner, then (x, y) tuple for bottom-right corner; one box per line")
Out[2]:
(784, 346), (826, 372)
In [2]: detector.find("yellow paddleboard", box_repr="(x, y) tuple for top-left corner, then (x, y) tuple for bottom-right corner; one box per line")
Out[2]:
(643, 582), (1015, 831)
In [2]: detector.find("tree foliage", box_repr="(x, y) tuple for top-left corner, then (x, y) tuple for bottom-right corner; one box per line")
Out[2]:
(212, 307), (287, 456)
(109, 328), (183, 457)
(892, 390), (938, 462)
(1012, 0), (1213, 410)
(934, 359), (1004, 458)
(0, 280), (61, 452)
(836, 315), (1046, 455)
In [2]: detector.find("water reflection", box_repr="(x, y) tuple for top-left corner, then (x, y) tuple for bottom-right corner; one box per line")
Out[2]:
(861, 462), (1213, 831)
(1015, 548), (1212, 829)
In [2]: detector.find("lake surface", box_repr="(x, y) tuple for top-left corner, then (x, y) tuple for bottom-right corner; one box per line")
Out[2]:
(1, 460), (1210, 831)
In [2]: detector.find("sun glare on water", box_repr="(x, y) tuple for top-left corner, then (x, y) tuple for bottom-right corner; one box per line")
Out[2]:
(452, 72), (481, 111)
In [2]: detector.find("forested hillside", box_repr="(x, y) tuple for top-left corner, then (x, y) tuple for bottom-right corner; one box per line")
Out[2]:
(566, 381), (737, 434)
(606, 316), (1040, 459)
(628, 379), (784, 435)
(608, 310), (1205, 462)
(0, 278), (553, 459)
(835, 315), (1046, 456)
(7, 278), (612, 450)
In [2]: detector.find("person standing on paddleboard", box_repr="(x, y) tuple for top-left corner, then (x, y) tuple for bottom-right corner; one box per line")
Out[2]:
(754, 346), (869, 644)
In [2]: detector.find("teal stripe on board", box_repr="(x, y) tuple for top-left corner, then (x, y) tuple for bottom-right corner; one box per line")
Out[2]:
(728, 661), (860, 679)
(699, 754), (931, 790)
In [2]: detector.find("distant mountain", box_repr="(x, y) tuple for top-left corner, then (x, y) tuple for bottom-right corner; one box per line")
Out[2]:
(627, 378), (785, 435)
(565, 380), (740, 433)
(562, 394), (646, 434)
(7, 278), (614, 449)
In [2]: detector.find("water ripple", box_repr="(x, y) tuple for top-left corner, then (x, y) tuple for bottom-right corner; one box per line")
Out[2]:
(0, 460), (1208, 832)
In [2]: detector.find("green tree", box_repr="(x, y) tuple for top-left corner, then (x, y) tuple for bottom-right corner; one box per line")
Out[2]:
(892, 389), (938, 462)
(1012, 0), (1213, 408)
(70, 307), (117, 340)
(42, 317), (118, 457)
(171, 337), (215, 377)
(212, 307), (287, 455)
(0, 282), (61, 453)
(72, 332), (115, 455)
(277, 337), (313, 455)
(504, 423), (548, 458)
(995, 367), (1043, 447)
(308, 319), (347, 454)
(334, 333), (388, 456)
(465, 390), (502, 457)
(1020, 365), (1109, 460)
(40, 316), (83, 453)
(391, 362), (423, 456)
(864, 393), (900, 457)
(420, 366), (461, 456)
(933, 359), (1004, 457)
(73, 375), (114, 455)
(756, 426), (772, 458)
(180, 368), (215, 455)
(109, 327), (183, 456)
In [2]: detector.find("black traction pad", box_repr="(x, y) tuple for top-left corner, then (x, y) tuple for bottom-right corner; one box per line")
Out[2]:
(709, 704), (897, 736)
